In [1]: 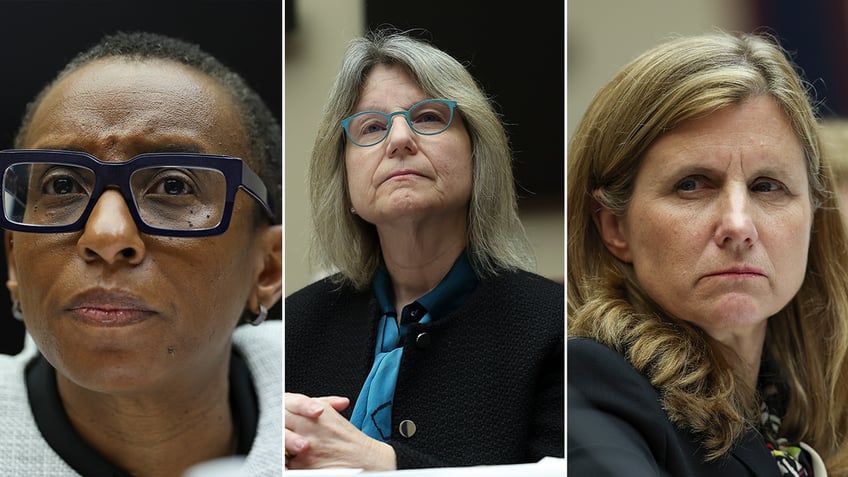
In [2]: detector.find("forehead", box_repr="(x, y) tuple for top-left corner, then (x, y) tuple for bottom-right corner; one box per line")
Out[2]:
(647, 96), (802, 158)
(355, 64), (427, 111)
(636, 96), (809, 189)
(21, 57), (250, 159)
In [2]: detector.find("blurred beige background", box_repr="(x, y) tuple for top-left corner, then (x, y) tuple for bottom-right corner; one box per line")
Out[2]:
(284, 0), (363, 295)
(567, 0), (752, 142)
(285, 0), (564, 295)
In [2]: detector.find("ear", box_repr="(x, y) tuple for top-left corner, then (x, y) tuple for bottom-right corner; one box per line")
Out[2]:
(4, 231), (18, 302)
(591, 200), (633, 263)
(247, 224), (282, 313)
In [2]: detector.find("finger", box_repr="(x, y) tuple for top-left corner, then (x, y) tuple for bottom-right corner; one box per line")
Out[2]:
(285, 392), (326, 418)
(317, 395), (351, 412)
(284, 428), (310, 457)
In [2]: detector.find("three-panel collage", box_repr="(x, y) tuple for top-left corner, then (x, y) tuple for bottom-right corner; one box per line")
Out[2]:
(0, 0), (843, 475)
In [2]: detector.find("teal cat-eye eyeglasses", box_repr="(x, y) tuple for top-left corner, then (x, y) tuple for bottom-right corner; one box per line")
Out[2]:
(340, 99), (458, 147)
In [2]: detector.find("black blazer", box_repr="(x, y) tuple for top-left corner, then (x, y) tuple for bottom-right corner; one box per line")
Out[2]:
(286, 270), (564, 468)
(568, 337), (782, 476)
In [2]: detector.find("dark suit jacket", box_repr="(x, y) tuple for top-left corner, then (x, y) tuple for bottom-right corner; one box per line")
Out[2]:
(568, 337), (782, 476)
(286, 270), (564, 468)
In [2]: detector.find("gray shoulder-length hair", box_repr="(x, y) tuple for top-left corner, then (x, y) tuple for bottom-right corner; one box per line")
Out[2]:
(308, 29), (535, 289)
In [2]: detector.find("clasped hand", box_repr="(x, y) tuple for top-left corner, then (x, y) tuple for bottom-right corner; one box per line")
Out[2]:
(284, 392), (397, 470)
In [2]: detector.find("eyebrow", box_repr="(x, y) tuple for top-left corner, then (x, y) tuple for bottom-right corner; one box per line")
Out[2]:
(353, 100), (423, 114)
(34, 143), (206, 155)
(143, 144), (205, 154)
(664, 162), (800, 178)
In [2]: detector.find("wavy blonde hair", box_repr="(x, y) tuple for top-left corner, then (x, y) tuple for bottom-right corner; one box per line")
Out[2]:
(568, 30), (848, 471)
(308, 28), (534, 289)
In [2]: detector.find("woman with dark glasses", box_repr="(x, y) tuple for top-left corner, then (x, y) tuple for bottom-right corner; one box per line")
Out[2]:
(285, 28), (564, 470)
(0, 31), (282, 476)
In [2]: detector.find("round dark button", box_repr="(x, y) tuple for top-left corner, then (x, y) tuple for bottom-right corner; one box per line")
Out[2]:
(410, 309), (419, 317)
(399, 419), (417, 438)
(415, 332), (431, 349)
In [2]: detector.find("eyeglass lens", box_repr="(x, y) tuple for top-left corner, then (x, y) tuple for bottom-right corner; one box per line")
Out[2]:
(2, 163), (228, 231)
(346, 100), (454, 146)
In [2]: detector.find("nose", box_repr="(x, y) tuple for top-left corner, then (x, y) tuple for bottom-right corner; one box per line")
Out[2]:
(713, 186), (759, 249)
(385, 115), (419, 158)
(76, 189), (146, 265)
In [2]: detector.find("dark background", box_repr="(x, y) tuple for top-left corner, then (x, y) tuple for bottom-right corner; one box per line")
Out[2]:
(751, 0), (848, 118)
(360, 1), (565, 209)
(0, 0), (282, 354)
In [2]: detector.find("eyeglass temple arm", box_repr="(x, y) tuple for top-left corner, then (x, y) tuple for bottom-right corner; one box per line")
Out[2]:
(239, 162), (276, 219)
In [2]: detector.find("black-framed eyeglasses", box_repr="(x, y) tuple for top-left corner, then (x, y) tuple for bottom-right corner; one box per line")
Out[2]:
(0, 149), (275, 237)
(340, 99), (458, 147)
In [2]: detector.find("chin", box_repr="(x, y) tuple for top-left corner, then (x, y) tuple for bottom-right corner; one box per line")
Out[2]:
(50, 344), (176, 394)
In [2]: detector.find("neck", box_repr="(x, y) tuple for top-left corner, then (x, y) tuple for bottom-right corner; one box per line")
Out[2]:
(710, 322), (767, 391)
(56, 357), (235, 477)
(377, 217), (467, 311)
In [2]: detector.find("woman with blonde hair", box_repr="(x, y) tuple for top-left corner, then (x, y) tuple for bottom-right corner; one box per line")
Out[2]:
(568, 30), (848, 476)
(286, 29), (564, 470)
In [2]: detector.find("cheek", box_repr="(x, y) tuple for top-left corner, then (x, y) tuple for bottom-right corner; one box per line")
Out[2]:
(344, 153), (371, 197)
(626, 208), (696, 284)
(436, 144), (473, 188)
(13, 237), (75, 294)
(459, 155), (474, 197)
(769, 211), (811, 283)
(343, 160), (357, 192)
(459, 152), (474, 184)
(193, 212), (258, 285)
(627, 206), (678, 254)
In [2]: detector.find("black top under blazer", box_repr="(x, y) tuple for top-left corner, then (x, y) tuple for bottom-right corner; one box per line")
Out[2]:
(286, 270), (564, 469)
(568, 337), (783, 476)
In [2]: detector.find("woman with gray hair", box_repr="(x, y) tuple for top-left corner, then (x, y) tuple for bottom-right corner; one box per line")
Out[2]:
(285, 29), (564, 470)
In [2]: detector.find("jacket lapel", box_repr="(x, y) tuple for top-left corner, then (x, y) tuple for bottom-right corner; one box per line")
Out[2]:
(730, 430), (781, 476)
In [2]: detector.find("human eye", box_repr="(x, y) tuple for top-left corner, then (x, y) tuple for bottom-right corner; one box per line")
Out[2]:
(411, 107), (448, 125)
(39, 167), (88, 195)
(414, 110), (444, 123)
(675, 176), (707, 193)
(362, 121), (386, 135)
(145, 169), (197, 196)
(353, 114), (387, 137)
(751, 178), (786, 194)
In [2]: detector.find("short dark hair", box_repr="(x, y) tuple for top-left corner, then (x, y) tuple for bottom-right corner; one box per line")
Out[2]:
(15, 31), (281, 224)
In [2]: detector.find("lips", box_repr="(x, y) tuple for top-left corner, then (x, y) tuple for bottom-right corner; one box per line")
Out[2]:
(66, 289), (157, 326)
(382, 169), (426, 183)
(703, 266), (767, 279)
